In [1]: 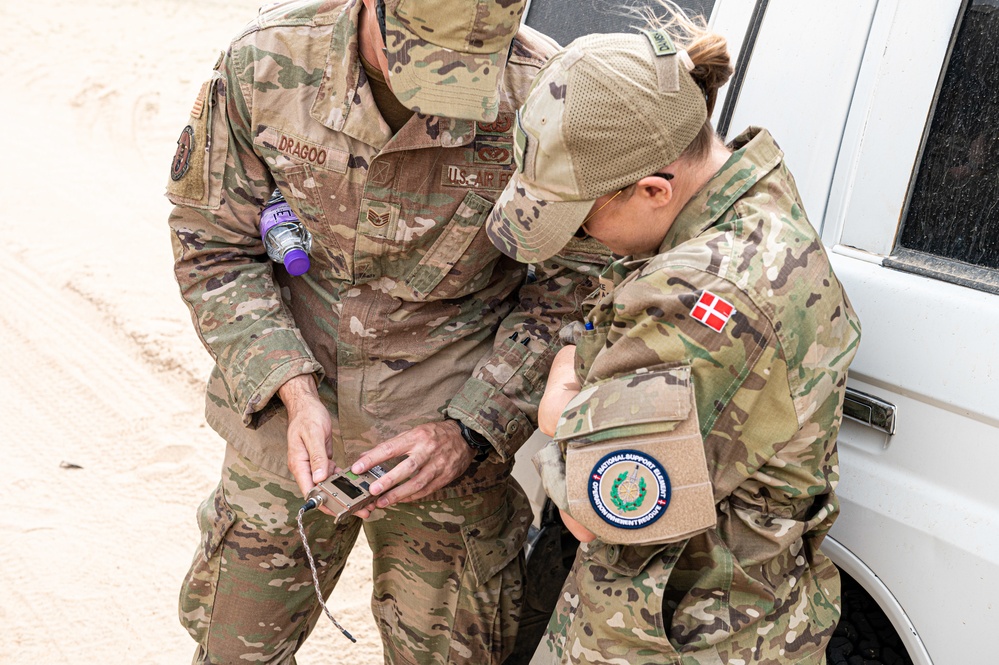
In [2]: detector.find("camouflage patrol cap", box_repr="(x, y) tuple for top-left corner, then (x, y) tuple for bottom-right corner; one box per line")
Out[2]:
(382, 0), (528, 122)
(487, 31), (708, 262)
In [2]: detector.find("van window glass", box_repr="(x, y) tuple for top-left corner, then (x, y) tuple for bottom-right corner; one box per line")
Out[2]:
(899, 0), (999, 272)
(524, 0), (717, 48)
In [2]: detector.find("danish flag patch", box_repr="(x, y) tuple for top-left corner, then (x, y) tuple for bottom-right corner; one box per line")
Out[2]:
(690, 291), (735, 332)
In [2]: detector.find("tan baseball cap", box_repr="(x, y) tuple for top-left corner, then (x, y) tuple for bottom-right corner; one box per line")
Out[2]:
(382, 0), (528, 122)
(487, 30), (707, 262)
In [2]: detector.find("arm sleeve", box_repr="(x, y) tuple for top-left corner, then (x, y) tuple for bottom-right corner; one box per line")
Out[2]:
(591, 267), (848, 558)
(446, 237), (609, 461)
(167, 42), (323, 426)
(575, 267), (802, 501)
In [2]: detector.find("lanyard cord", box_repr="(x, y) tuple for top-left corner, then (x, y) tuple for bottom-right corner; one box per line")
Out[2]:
(296, 501), (357, 643)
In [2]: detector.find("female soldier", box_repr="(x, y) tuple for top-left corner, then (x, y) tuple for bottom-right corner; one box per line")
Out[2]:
(486, 6), (861, 664)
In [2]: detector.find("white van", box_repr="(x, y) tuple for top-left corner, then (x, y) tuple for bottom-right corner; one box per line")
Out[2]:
(511, 2), (999, 664)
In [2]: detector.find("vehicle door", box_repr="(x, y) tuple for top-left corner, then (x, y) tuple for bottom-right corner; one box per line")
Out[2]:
(716, 1), (999, 663)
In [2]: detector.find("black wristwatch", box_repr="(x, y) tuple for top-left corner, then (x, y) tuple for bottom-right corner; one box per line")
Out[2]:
(453, 419), (493, 462)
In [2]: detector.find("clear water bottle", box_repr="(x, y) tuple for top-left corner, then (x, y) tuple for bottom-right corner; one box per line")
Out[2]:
(260, 189), (313, 276)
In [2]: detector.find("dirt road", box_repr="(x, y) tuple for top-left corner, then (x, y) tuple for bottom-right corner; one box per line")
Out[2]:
(0, 1), (380, 661)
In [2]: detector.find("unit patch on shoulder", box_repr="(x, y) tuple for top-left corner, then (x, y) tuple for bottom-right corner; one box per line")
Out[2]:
(690, 290), (735, 333)
(171, 125), (195, 181)
(588, 450), (671, 529)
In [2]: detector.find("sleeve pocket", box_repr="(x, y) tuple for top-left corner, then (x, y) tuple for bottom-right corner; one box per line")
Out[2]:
(167, 70), (230, 210)
(555, 366), (717, 546)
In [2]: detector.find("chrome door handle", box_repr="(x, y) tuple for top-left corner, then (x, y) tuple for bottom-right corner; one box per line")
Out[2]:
(843, 387), (897, 435)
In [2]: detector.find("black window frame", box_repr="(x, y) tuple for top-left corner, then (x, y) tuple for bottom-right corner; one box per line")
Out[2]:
(522, 0), (719, 50)
(887, 0), (999, 296)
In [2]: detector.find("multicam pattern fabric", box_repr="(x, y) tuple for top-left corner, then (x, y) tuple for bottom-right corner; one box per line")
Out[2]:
(166, 0), (607, 492)
(535, 128), (862, 664)
(166, 0), (608, 661)
(182, 445), (531, 664)
(383, 0), (529, 122)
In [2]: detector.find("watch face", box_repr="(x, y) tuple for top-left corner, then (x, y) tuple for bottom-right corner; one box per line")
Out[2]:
(457, 422), (480, 445)
(457, 421), (491, 460)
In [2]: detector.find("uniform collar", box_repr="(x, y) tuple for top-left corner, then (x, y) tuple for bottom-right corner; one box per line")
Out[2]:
(659, 127), (784, 252)
(310, 0), (476, 151)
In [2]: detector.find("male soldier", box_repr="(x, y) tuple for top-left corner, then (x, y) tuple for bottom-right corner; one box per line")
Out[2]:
(166, 0), (605, 662)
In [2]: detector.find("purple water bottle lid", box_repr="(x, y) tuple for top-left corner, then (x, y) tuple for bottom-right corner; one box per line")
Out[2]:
(284, 248), (310, 276)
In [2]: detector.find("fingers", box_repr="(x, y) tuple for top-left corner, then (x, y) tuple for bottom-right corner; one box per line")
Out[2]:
(371, 463), (437, 508)
(288, 432), (333, 495)
(287, 434), (317, 498)
(350, 435), (405, 477)
(350, 428), (423, 499)
(540, 347), (582, 437)
(284, 396), (334, 499)
(360, 453), (431, 508)
(352, 507), (373, 520)
(560, 509), (597, 543)
(350, 422), (473, 514)
(307, 435), (334, 485)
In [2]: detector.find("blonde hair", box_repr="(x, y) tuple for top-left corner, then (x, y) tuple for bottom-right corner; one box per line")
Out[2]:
(637, 1), (733, 160)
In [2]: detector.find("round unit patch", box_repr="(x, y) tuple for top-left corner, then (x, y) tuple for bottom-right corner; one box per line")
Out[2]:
(588, 450), (671, 529)
(171, 125), (195, 181)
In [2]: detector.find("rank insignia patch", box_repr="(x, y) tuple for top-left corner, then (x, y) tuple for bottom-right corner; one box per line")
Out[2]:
(690, 290), (735, 333)
(588, 450), (671, 529)
(171, 125), (195, 182)
(367, 208), (391, 227)
(359, 199), (399, 239)
(474, 140), (513, 165)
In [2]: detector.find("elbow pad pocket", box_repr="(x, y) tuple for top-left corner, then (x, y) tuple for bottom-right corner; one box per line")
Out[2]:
(554, 365), (716, 545)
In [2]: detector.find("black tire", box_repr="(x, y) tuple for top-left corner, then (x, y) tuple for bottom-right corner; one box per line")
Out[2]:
(826, 568), (914, 665)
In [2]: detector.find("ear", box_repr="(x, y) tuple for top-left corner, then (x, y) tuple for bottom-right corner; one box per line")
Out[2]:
(635, 174), (673, 209)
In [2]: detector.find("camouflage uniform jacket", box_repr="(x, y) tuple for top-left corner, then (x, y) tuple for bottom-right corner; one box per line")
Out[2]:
(554, 128), (861, 661)
(166, 0), (606, 492)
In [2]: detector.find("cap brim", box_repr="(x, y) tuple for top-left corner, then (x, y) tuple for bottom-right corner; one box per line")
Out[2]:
(385, 25), (505, 122)
(486, 171), (595, 263)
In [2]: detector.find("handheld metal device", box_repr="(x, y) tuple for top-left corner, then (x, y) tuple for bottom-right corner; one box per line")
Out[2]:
(297, 464), (390, 642)
(306, 466), (386, 524)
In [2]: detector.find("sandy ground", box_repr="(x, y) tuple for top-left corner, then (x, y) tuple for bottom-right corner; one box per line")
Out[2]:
(0, 0), (382, 661)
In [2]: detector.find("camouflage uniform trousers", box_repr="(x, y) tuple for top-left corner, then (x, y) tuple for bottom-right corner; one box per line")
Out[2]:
(180, 445), (531, 664)
(532, 541), (829, 665)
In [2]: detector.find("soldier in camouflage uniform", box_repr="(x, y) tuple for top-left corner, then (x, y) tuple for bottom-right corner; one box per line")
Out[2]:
(486, 18), (861, 665)
(166, 0), (607, 662)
